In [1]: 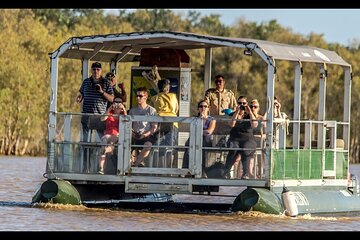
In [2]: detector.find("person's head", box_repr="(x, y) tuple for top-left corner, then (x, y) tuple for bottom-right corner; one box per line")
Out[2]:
(157, 79), (170, 93)
(112, 97), (125, 113)
(237, 96), (248, 111)
(135, 87), (150, 105)
(91, 62), (102, 79)
(197, 100), (209, 115)
(214, 74), (225, 91)
(250, 99), (260, 114)
(105, 72), (116, 86)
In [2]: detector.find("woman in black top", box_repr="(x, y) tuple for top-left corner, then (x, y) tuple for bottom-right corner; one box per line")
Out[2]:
(224, 97), (258, 179)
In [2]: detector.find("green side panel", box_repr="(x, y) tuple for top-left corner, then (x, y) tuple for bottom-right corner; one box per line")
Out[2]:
(40, 180), (81, 205)
(272, 149), (348, 180)
(272, 149), (322, 180)
(232, 188), (283, 214)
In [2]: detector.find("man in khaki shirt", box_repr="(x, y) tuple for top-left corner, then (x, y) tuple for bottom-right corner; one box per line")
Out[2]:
(204, 75), (237, 116)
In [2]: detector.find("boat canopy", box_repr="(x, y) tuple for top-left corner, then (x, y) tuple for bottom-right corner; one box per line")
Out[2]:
(53, 31), (350, 67)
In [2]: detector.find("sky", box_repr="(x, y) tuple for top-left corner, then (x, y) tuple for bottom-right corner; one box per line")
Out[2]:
(111, 9), (360, 46)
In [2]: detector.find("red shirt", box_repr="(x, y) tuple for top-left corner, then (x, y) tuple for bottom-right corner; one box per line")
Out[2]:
(104, 110), (119, 135)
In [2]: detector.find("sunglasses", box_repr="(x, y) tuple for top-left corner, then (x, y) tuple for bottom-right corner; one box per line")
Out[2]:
(215, 80), (223, 84)
(114, 101), (122, 104)
(250, 105), (259, 109)
(136, 94), (145, 98)
(199, 105), (208, 108)
(92, 68), (101, 71)
(238, 101), (247, 105)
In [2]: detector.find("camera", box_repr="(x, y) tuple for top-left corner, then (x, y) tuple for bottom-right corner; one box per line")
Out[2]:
(240, 105), (246, 110)
(95, 84), (101, 91)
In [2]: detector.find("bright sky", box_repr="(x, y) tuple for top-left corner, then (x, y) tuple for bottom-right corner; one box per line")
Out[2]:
(174, 9), (359, 46)
(111, 9), (359, 46)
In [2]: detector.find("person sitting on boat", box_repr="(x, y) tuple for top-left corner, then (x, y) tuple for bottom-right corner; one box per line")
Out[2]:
(151, 79), (179, 168)
(98, 97), (127, 174)
(224, 96), (258, 179)
(182, 100), (216, 176)
(105, 72), (127, 108)
(129, 87), (158, 167)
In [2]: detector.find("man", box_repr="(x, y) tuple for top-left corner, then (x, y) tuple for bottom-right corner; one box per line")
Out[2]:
(76, 62), (114, 171)
(204, 74), (237, 116)
(129, 87), (158, 167)
(151, 79), (179, 167)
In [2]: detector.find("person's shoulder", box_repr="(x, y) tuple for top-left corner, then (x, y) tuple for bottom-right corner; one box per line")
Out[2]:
(225, 89), (235, 95)
(205, 88), (216, 93)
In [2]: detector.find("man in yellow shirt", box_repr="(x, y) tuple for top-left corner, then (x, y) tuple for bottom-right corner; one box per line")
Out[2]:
(151, 79), (179, 167)
(204, 74), (237, 116)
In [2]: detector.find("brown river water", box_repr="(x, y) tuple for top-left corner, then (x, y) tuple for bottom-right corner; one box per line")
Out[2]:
(1, 156), (360, 231)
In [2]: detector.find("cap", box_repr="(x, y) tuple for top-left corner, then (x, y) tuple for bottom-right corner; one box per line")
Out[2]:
(91, 62), (102, 69)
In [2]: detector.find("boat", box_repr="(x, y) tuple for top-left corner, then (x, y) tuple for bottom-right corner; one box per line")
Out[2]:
(33, 31), (360, 216)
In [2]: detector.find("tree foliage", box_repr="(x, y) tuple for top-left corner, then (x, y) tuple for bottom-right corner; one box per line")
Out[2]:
(0, 9), (359, 163)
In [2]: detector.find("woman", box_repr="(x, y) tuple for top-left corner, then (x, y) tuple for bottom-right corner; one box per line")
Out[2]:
(224, 96), (258, 179)
(98, 97), (127, 174)
(182, 100), (216, 173)
(249, 99), (266, 178)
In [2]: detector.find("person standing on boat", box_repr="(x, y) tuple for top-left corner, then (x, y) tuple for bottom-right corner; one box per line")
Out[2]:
(182, 100), (216, 173)
(224, 97), (258, 179)
(204, 74), (237, 116)
(105, 72), (127, 108)
(76, 62), (114, 140)
(98, 97), (127, 174)
(151, 79), (179, 168)
(76, 62), (114, 172)
(129, 87), (158, 167)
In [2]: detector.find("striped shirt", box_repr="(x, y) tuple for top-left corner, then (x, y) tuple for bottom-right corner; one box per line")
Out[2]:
(79, 76), (114, 114)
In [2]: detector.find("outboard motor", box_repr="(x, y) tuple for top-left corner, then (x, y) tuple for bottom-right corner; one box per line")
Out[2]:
(281, 186), (298, 217)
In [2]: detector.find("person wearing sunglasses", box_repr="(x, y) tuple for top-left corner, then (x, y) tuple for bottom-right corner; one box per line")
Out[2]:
(224, 96), (258, 179)
(182, 100), (216, 175)
(105, 72), (127, 109)
(98, 97), (127, 174)
(249, 99), (266, 179)
(204, 75), (237, 116)
(128, 87), (158, 167)
(76, 62), (114, 172)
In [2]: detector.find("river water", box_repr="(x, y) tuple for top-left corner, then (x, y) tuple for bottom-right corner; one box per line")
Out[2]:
(1, 156), (360, 231)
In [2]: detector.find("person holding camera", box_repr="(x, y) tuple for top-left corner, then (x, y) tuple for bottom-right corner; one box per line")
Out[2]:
(76, 62), (114, 172)
(76, 62), (114, 138)
(223, 95), (258, 179)
(97, 97), (126, 174)
(105, 72), (127, 109)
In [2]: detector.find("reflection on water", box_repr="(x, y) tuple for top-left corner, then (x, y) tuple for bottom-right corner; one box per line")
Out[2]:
(1, 156), (360, 231)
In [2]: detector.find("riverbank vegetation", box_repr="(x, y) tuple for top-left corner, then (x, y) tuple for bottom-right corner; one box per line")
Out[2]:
(1, 9), (359, 163)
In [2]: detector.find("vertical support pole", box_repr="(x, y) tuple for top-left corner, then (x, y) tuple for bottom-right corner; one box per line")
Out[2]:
(265, 59), (276, 184)
(48, 57), (59, 172)
(317, 64), (327, 149)
(343, 67), (351, 150)
(293, 61), (302, 149)
(110, 61), (117, 74)
(64, 114), (72, 172)
(204, 48), (212, 93)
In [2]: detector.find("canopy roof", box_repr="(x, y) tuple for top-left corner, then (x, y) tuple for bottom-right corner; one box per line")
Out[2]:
(54, 31), (350, 67)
